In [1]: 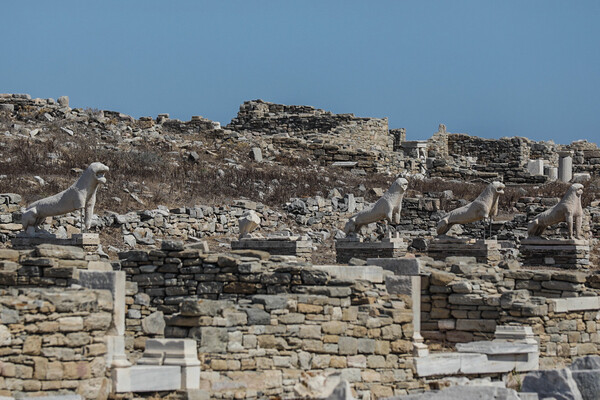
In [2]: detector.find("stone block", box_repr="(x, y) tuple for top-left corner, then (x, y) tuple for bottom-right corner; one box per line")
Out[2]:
(139, 339), (200, 367)
(338, 337), (358, 355)
(387, 386), (521, 400)
(313, 265), (383, 283)
(571, 369), (600, 400)
(366, 257), (422, 275)
(522, 368), (583, 400)
(245, 308), (270, 325)
(36, 243), (85, 260)
(571, 355), (600, 370)
(527, 159), (544, 176)
(79, 270), (125, 335)
(112, 365), (181, 393)
(385, 275), (413, 295)
(455, 319), (496, 332)
(549, 297), (600, 313)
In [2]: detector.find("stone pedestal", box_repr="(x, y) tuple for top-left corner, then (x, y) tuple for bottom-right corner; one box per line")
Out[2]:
(428, 237), (501, 265)
(231, 235), (312, 260)
(415, 325), (539, 377)
(11, 232), (100, 250)
(334, 235), (408, 264)
(520, 238), (590, 268)
(113, 339), (201, 393)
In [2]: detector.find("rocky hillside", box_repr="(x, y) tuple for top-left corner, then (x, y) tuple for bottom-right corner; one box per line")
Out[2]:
(1, 93), (599, 263)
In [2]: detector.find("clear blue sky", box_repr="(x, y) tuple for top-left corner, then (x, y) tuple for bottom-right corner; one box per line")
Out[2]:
(2, 1), (599, 144)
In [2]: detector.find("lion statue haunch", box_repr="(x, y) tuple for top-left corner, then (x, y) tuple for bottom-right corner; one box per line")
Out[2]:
(21, 162), (109, 233)
(436, 181), (505, 236)
(343, 177), (408, 236)
(528, 183), (584, 239)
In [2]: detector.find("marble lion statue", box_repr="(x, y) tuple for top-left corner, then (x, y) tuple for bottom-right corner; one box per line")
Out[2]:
(21, 162), (109, 233)
(343, 177), (408, 236)
(436, 181), (505, 236)
(528, 183), (584, 239)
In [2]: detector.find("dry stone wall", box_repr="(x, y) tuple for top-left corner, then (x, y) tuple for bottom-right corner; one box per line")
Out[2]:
(226, 100), (396, 173)
(427, 132), (600, 181)
(0, 287), (113, 399)
(419, 256), (600, 369)
(117, 243), (419, 399)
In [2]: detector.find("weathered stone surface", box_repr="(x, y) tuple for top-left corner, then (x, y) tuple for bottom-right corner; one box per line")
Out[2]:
(571, 356), (600, 371)
(571, 369), (600, 400)
(245, 308), (270, 325)
(387, 385), (520, 399)
(142, 311), (165, 335)
(36, 244), (86, 260)
(430, 270), (456, 286)
(522, 368), (583, 400)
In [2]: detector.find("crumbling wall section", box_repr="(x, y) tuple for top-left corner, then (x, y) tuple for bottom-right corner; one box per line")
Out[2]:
(226, 100), (395, 173)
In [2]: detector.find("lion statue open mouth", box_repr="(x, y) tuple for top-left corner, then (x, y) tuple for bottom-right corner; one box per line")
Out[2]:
(21, 162), (109, 233)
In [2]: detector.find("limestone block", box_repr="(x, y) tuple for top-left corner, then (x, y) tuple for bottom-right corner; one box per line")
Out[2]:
(36, 243), (85, 260)
(367, 257), (421, 275)
(250, 147), (263, 162)
(112, 365), (181, 393)
(386, 386), (520, 400)
(414, 353), (464, 376)
(313, 265), (383, 283)
(139, 339), (200, 367)
(238, 211), (261, 238)
(142, 311), (165, 335)
(527, 159), (544, 176)
(79, 270), (125, 335)
(549, 297), (600, 313)
(57, 95), (69, 107)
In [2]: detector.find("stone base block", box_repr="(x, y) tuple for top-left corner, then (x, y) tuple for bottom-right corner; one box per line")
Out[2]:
(112, 365), (181, 392)
(520, 238), (590, 268)
(11, 232), (100, 250)
(428, 237), (501, 265)
(313, 265), (384, 283)
(231, 237), (312, 260)
(334, 237), (408, 264)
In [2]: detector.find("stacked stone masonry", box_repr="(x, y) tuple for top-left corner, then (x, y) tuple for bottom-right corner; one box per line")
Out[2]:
(118, 244), (418, 399)
(0, 286), (113, 399)
(419, 256), (600, 369)
(226, 100), (395, 173)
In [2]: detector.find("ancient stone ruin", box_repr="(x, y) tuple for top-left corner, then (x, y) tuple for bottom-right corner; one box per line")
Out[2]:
(0, 93), (600, 399)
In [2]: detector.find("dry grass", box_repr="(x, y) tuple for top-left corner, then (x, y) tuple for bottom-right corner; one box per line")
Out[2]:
(0, 135), (392, 213)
